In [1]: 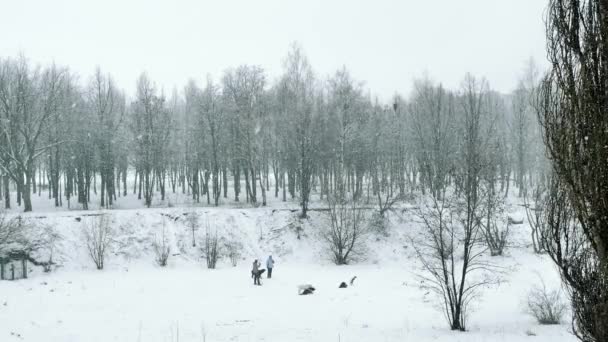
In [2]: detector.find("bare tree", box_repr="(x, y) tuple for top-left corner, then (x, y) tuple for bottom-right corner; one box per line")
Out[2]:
(409, 77), (456, 198)
(480, 144), (510, 257)
(326, 67), (367, 200)
(63, 84), (95, 210)
(186, 210), (199, 247)
(479, 189), (509, 256)
(34, 223), (61, 272)
(131, 73), (171, 207)
(222, 65), (266, 205)
(202, 223), (219, 269)
(376, 191), (402, 217)
(511, 83), (532, 197)
(200, 77), (224, 206)
(88, 68), (125, 208)
(183, 80), (204, 203)
(524, 182), (547, 254)
(278, 43), (317, 217)
(83, 215), (113, 270)
(511, 57), (544, 197)
(223, 232), (242, 267)
(153, 221), (171, 267)
(412, 191), (498, 331)
(323, 195), (368, 265)
(412, 74), (500, 331)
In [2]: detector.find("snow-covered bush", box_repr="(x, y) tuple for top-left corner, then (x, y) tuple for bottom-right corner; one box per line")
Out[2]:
(83, 215), (114, 270)
(223, 234), (242, 267)
(369, 212), (389, 236)
(31, 223), (62, 272)
(0, 213), (24, 254)
(186, 211), (199, 247)
(481, 214), (510, 257)
(153, 222), (171, 267)
(480, 182), (510, 256)
(1, 213), (61, 272)
(201, 224), (219, 269)
(524, 184), (547, 254)
(526, 281), (566, 325)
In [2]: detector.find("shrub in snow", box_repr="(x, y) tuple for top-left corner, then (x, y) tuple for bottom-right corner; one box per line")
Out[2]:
(480, 182), (510, 256)
(185, 211), (199, 247)
(523, 184), (547, 254)
(201, 224), (219, 269)
(375, 190), (402, 218)
(0, 213), (23, 254)
(223, 235), (242, 267)
(83, 215), (114, 270)
(1, 213), (61, 273)
(481, 216), (510, 257)
(369, 212), (389, 236)
(526, 281), (566, 325)
(31, 223), (62, 272)
(153, 222), (171, 267)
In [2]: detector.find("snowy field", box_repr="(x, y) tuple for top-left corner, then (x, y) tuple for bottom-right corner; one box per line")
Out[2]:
(0, 185), (577, 342)
(0, 259), (575, 342)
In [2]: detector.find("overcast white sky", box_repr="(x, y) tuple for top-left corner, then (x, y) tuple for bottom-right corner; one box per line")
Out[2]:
(0, 0), (548, 101)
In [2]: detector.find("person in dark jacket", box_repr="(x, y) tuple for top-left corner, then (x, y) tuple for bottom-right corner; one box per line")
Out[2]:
(266, 255), (275, 278)
(252, 259), (262, 285)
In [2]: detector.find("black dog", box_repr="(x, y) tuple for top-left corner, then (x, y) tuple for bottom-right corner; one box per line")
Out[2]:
(301, 287), (315, 295)
(251, 269), (266, 278)
(339, 276), (357, 288)
(298, 284), (315, 295)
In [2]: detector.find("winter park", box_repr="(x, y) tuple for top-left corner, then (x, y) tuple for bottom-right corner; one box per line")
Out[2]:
(1, 0), (607, 341)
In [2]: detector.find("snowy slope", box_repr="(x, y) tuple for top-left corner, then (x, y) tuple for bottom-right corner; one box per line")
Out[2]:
(0, 199), (576, 342)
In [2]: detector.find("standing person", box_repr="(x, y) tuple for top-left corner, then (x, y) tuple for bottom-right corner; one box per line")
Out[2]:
(252, 259), (261, 285)
(266, 255), (275, 278)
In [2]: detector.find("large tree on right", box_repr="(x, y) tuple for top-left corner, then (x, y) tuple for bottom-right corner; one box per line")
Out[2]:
(539, 1), (608, 340)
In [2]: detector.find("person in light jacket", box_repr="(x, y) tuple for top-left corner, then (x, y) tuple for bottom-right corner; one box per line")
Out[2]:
(266, 255), (275, 279)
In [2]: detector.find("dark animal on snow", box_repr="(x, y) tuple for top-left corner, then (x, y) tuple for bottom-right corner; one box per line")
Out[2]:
(251, 269), (266, 278)
(298, 284), (315, 295)
(339, 282), (348, 288)
(301, 287), (315, 295)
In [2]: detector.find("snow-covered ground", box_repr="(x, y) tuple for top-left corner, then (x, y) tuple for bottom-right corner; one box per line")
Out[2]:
(0, 191), (577, 342)
(0, 261), (573, 342)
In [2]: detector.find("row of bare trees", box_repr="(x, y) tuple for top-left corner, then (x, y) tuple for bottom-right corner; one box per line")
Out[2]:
(0, 45), (544, 217)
